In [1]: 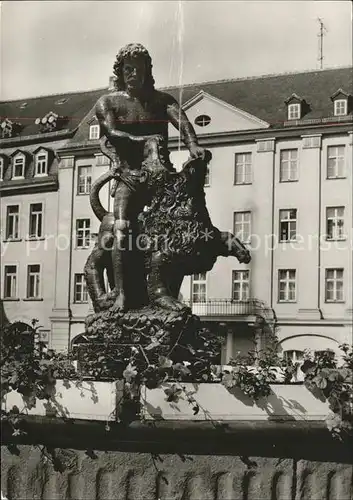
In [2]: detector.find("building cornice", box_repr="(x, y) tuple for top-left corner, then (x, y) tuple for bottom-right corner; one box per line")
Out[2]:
(0, 175), (59, 196)
(0, 128), (76, 149)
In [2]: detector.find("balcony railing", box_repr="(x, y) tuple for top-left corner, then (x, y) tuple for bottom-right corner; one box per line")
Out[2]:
(182, 298), (261, 317)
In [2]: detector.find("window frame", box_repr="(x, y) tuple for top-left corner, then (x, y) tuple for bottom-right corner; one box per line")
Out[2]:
(74, 273), (88, 303)
(279, 149), (298, 182)
(334, 99), (347, 117)
(26, 264), (41, 299)
(326, 206), (345, 241)
(234, 152), (252, 185)
(192, 272), (207, 303)
(12, 153), (25, 179)
(89, 124), (100, 140)
(233, 211), (252, 244)
(5, 204), (20, 240)
(232, 269), (250, 301)
(279, 209), (297, 242)
(76, 218), (91, 248)
(0, 157), (4, 181)
(325, 268), (344, 303)
(287, 103), (301, 120)
(77, 165), (92, 195)
(28, 202), (43, 239)
(34, 151), (48, 177)
(278, 269), (297, 303)
(3, 264), (18, 299)
(327, 145), (345, 179)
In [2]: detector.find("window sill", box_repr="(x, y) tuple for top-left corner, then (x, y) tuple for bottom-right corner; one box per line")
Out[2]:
(2, 298), (20, 301)
(325, 237), (347, 242)
(23, 298), (44, 302)
(25, 237), (45, 241)
(233, 182), (252, 186)
(77, 192), (90, 196)
(73, 302), (89, 305)
(278, 301), (297, 304)
(34, 174), (48, 178)
(325, 300), (345, 304)
(326, 176), (346, 180)
(279, 239), (297, 243)
(3, 238), (22, 243)
(279, 179), (298, 183)
(75, 246), (91, 250)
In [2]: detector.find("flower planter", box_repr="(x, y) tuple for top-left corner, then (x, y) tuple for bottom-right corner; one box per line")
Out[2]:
(2, 380), (332, 423)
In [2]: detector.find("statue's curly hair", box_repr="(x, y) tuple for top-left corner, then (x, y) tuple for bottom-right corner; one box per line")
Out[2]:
(112, 43), (155, 92)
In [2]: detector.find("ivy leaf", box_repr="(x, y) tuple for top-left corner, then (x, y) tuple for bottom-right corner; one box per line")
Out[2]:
(313, 375), (328, 389)
(192, 404), (200, 415)
(158, 356), (173, 368)
(164, 384), (183, 403)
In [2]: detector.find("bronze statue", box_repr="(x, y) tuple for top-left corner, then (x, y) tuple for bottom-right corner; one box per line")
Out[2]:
(94, 43), (205, 313)
(83, 43), (251, 346)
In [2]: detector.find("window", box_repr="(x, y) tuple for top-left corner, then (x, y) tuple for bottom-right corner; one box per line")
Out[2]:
(325, 269), (344, 302)
(6, 205), (20, 240)
(3, 265), (17, 299)
(280, 149), (298, 182)
(29, 203), (43, 239)
(278, 269), (296, 302)
(232, 270), (250, 301)
(89, 124), (100, 140)
(78, 166), (92, 194)
(76, 219), (91, 248)
(284, 350), (304, 364)
(74, 274), (88, 303)
(35, 152), (48, 176)
(13, 155), (25, 178)
(288, 103), (301, 120)
(327, 146), (345, 178)
(279, 209), (297, 241)
(27, 264), (41, 299)
(334, 99), (347, 116)
(204, 165), (210, 187)
(194, 115), (211, 127)
(326, 207), (345, 240)
(0, 157), (3, 181)
(234, 153), (252, 184)
(192, 272), (207, 303)
(96, 154), (110, 166)
(234, 211), (251, 243)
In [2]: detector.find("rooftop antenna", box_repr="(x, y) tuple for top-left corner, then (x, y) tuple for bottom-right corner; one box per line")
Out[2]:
(317, 18), (328, 70)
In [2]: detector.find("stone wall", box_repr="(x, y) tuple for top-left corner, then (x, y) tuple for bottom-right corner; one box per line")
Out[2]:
(1, 422), (352, 500)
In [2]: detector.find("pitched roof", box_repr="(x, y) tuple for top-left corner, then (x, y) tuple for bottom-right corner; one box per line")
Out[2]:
(1, 66), (352, 141)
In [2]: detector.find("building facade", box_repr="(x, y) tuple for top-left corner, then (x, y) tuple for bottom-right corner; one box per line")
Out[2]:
(1, 67), (352, 363)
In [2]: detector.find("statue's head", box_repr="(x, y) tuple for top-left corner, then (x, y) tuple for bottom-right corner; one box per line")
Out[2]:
(113, 43), (155, 93)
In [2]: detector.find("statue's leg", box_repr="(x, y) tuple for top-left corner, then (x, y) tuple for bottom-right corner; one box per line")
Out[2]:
(84, 245), (107, 312)
(148, 252), (188, 312)
(111, 182), (137, 312)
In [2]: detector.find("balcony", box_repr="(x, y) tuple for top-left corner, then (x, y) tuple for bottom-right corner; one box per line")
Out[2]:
(182, 298), (263, 320)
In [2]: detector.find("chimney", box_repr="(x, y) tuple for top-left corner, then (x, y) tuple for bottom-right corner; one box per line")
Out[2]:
(108, 76), (116, 90)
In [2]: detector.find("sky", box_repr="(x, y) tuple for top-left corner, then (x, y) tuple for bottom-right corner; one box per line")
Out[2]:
(0, 0), (352, 101)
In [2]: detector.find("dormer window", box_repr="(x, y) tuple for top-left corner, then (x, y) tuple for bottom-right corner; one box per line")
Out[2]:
(334, 99), (347, 116)
(12, 153), (25, 179)
(89, 124), (100, 140)
(288, 103), (301, 120)
(35, 150), (48, 176)
(285, 93), (308, 121)
(331, 89), (350, 117)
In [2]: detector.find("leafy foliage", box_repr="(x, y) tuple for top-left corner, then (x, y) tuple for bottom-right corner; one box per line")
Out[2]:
(301, 345), (353, 439)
